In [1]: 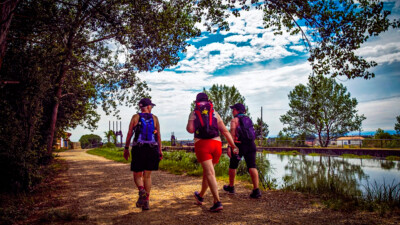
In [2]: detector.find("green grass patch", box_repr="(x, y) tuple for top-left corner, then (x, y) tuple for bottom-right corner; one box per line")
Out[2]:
(276, 150), (301, 155)
(386, 156), (400, 161)
(86, 147), (128, 163)
(340, 154), (373, 159)
(308, 153), (323, 157)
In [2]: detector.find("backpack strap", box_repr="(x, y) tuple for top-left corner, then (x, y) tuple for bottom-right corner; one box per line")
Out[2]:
(209, 102), (214, 126)
(195, 102), (205, 127)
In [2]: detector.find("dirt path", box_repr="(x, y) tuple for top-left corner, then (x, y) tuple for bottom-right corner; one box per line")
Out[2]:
(52, 148), (399, 225)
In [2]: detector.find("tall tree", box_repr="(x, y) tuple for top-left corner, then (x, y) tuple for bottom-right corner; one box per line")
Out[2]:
(203, 84), (248, 126)
(280, 75), (366, 147)
(5, 0), (229, 154)
(226, 0), (400, 79)
(254, 118), (269, 139)
(0, 0), (20, 70)
(395, 115), (400, 135)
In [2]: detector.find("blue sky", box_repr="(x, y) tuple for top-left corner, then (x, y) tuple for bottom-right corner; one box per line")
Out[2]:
(70, 2), (400, 142)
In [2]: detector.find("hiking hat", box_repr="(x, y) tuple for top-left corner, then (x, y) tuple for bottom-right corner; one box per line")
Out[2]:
(139, 98), (156, 107)
(196, 92), (209, 102)
(230, 103), (245, 113)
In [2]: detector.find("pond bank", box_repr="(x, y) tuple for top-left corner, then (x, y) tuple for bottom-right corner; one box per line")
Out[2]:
(163, 146), (400, 158)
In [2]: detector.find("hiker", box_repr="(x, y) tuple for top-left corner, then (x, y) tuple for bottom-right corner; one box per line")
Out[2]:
(124, 98), (163, 210)
(186, 92), (239, 212)
(223, 103), (261, 199)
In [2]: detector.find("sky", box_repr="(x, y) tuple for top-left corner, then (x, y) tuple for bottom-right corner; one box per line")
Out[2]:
(69, 1), (400, 142)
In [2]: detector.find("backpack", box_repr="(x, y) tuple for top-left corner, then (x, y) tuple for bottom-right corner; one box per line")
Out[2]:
(134, 113), (158, 144)
(194, 101), (219, 139)
(236, 114), (255, 143)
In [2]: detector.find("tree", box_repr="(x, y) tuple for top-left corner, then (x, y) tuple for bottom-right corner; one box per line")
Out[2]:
(395, 116), (400, 135)
(0, 0), (20, 70)
(374, 128), (392, 140)
(4, 0), (229, 154)
(254, 118), (269, 139)
(104, 130), (117, 144)
(203, 84), (248, 126)
(0, 0), (228, 191)
(79, 134), (102, 149)
(280, 75), (366, 147)
(225, 0), (400, 79)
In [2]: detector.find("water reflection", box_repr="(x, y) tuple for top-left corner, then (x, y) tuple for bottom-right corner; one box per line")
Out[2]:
(258, 153), (400, 195)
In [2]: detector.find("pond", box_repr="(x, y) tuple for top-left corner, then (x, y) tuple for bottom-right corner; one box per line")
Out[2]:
(261, 153), (400, 193)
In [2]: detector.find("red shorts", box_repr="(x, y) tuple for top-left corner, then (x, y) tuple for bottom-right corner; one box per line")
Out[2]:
(194, 139), (222, 164)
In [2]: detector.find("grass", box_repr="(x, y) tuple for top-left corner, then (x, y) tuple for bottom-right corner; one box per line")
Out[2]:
(340, 154), (373, 159)
(87, 147), (129, 163)
(386, 156), (400, 161)
(276, 150), (301, 155)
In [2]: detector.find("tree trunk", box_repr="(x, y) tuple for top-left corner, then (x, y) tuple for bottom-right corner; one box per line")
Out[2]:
(0, 0), (20, 70)
(47, 68), (67, 154)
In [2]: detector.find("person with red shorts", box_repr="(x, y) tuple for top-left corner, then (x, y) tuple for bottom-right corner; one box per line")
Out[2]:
(186, 92), (238, 212)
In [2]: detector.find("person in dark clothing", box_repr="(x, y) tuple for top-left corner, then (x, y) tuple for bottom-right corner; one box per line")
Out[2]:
(223, 103), (261, 199)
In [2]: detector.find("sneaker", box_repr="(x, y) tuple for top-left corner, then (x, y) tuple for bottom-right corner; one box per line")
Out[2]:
(136, 189), (146, 208)
(250, 188), (261, 199)
(209, 201), (223, 212)
(142, 199), (149, 210)
(194, 191), (204, 205)
(223, 185), (235, 194)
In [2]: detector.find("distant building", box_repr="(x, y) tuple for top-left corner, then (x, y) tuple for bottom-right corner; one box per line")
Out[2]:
(336, 136), (364, 147)
(55, 132), (71, 149)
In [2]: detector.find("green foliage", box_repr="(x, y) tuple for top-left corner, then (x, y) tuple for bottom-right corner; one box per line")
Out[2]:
(340, 154), (373, 159)
(386, 156), (400, 161)
(104, 131), (117, 144)
(374, 128), (392, 139)
(254, 118), (269, 139)
(280, 75), (366, 147)
(395, 115), (400, 135)
(103, 142), (116, 149)
(79, 134), (102, 149)
(230, 1), (399, 79)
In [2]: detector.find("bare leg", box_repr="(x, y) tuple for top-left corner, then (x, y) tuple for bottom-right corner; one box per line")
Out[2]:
(133, 172), (144, 188)
(200, 159), (220, 203)
(228, 168), (236, 186)
(199, 173), (208, 197)
(248, 168), (259, 189)
(143, 170), (152, 195)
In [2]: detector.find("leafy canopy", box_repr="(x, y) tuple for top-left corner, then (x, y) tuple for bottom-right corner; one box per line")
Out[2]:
(280, 75), (366, 147)
(225, 0), (400, 79)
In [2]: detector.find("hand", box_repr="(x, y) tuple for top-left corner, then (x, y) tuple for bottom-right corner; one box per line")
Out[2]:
(159, 151), (163, 160)
(123, 148), (130, 161)
(232, 146), (239, 155)
(227, 146), (232, 158)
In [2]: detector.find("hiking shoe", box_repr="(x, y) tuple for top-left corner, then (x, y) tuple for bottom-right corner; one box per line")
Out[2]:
(136, 189), (146, 208)
(194, 191), (204, 205)
(142, 199), (149, 210)
(250, 188), (262, 199)
(209, 201), (223, 212)
(223, 185), (235, 194)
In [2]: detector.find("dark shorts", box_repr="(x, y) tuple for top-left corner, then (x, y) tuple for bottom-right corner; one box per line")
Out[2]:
(229, 141), (257, 170)
(130, 143), (160, 172)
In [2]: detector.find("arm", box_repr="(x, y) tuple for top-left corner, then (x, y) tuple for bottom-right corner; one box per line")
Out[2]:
(154, 115), (163, 160)
(216, 113), (237, 152)
(124, 114), (139, 160)
(186, 111), (195, 133)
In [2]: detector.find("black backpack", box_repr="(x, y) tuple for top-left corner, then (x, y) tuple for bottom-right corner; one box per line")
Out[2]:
(236, 115), (255, 143)
(194, 101), (219, 139)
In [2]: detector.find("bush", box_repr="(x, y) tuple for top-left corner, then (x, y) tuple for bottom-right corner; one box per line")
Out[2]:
(79, 134), (102, 149)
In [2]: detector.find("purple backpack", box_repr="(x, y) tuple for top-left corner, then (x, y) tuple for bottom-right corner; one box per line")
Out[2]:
(236, 114), (255, 143)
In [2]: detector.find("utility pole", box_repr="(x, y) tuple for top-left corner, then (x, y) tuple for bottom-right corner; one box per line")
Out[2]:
(259, 106), (263, 146)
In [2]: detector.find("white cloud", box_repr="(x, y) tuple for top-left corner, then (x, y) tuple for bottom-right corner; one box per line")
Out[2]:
(357, 97), (400, 131)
